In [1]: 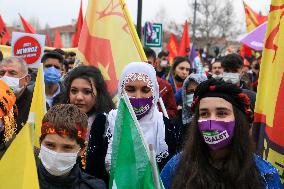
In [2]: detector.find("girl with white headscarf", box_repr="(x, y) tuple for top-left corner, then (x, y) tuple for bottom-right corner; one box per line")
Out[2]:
(105, 62), (170, 171)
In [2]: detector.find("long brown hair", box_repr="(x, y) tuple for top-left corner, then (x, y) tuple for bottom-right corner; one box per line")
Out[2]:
(171, 106), (263, 189)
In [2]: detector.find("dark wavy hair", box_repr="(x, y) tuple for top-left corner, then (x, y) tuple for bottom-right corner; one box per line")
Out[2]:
(171, 105), (264, 189)
(62, 65), (115, 114)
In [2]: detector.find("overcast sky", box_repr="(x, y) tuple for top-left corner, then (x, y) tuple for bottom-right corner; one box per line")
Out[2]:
(0, 0), (270, 33)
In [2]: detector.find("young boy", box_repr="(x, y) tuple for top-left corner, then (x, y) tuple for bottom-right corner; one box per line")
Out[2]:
(37, 104), (106, 189)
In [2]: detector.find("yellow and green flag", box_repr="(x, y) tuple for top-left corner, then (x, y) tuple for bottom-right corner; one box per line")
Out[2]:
(254, 0), (284, 183)
(0, 124), (39, 188)
(78, 0), (147, 96)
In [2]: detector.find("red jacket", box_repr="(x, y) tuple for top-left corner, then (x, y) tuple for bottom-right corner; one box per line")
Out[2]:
(157, 77), (177, 119)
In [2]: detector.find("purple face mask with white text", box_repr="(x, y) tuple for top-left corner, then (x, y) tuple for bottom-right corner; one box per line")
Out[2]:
(198, 120), (235, 150)
(129, 96), (154, 120)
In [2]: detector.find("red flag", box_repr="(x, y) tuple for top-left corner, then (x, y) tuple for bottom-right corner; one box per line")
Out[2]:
(45, 32), (52, 47)
(19, 14), (36, 34)
(72, 0), (83, 47)
(53, 31), (63, 48)
(240, 44), (252, 58)
(0, 15), (11, 45)
(166, 33), (179, 65)
(178, 20), (190, 56)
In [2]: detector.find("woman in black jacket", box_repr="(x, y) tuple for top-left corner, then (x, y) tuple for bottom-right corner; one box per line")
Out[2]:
(61, 66), (115, 185)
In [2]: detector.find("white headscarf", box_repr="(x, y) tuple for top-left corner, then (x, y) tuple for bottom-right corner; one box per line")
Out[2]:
(118, 62), (159, 104)
(109, 62), (168, 156)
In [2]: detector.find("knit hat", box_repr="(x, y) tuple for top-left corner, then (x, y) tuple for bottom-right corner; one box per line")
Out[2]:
(0, 80), (17, 142)
(191, 78), (253, 123)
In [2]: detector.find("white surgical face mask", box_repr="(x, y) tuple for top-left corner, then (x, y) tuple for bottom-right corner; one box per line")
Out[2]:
(0, 76), (25, 95)
(160, 60), (168, 67)
(212, 73), (223, 79)
(39, 145), (79, 176)
(222, 72), (240, 84)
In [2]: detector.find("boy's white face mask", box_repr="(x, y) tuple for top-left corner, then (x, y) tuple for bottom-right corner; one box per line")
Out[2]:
(39, 145), (79, 176)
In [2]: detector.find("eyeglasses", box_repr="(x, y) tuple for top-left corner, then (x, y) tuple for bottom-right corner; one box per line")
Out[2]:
(44, 64), (61, 70)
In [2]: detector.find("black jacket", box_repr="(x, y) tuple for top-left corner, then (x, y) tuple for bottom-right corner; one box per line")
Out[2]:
(37, 160), (106, 189)
(15, 85), (34, 133)
(85, 113), (109, 186)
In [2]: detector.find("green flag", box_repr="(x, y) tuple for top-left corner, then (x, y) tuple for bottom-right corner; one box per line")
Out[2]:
(109, 94), (164, 189)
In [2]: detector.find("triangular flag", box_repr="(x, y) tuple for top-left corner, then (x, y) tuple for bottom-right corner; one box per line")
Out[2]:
(178, 20), (190, 56)
(0, 124), (40, 188)
(28, 63), (46, 148)
(243, 0), (267, 32)
(77, 0), (147, 96)
(109, 94), (164, 189)
(0, 15), (11, 45)
(240, 22), (267, 51)
(53, 30), (63, 48)
(72, 0), (83, 47)
(254, 0), (284, 183)
(45, 32), (52, 47)
(188, 43), (197, 69)
(19, 14), (36, 34)
(166, 33), (178, 65)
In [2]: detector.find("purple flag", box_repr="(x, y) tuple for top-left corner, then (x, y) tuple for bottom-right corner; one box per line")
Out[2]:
(188, 43), (197, 69)
(240, 22), (267, 51)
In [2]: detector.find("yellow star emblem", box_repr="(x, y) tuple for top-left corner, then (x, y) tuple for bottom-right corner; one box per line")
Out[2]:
(98, 62), (111, 80)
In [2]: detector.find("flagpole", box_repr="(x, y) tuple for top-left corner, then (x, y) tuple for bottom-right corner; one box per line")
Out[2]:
(158, 97), (169, 119)
(149, 144), (161, 189)
(192, 0), (197, 44)
(137, 0), (143, 40)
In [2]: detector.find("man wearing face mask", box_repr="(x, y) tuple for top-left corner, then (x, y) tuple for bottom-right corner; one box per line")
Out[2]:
(221, 53), (256, 111)
(210, 58), (224, 79)
(144, 47), (177, 119)
(0, 56), (33, 132)
(37, 104), (106, 189)
(156, 51), (170, 78)
(41, 51), (65, 109)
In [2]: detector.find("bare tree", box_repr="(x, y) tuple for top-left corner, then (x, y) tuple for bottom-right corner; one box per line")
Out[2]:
(153, 6), (183, 35)
(188, 0), (240, 51)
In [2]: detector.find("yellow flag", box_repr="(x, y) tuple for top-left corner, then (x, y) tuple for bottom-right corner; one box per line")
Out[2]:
(0, 124), (40, 188)
(0, 44), (11, 58)
(28, 63), (46, 147)
(254, 0), (284, 183)
(78, 0), (147, 96)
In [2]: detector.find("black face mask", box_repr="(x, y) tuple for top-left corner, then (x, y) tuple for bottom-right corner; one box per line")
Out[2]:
(174, 74), (184, 82)
(254, 63), (260, 70)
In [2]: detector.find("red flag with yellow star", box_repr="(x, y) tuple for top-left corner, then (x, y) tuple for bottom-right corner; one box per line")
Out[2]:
(254, 0), (284, 183)
(243, 0), (268, 32)
(166, 33), (178, 65)
(78, 0), (147, 96)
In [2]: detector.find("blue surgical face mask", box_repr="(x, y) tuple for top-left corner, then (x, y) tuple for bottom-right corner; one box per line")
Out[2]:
(186, 94), (194, 107)
(44, 66), (61, 85)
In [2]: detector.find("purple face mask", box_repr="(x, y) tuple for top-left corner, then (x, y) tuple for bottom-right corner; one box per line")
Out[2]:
(198, 120), (235, 150)
(129, 96), (154, 120)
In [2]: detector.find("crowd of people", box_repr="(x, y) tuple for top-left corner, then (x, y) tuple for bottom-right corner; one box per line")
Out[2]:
(0, 45), (282, 189)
